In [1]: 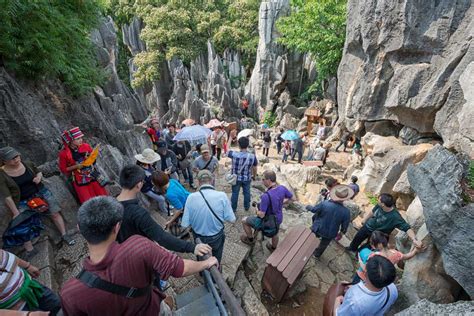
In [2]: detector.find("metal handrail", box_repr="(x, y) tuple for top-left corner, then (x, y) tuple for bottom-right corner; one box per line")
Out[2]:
(202, 268), (228, 316)
(196, 238), (245, 316)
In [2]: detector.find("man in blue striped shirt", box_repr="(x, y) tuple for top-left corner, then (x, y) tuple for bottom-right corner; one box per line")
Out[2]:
(227, 137), (258, 212)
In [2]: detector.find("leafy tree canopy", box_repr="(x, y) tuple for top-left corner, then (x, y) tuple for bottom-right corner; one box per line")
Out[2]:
(106, 0), (260, 88)
(277, 0), (346, 93)
(0, 0), (106, 96)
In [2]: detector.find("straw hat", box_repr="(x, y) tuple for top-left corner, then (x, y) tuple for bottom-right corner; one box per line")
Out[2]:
(329, 185), (354, 202)
(135, 148), (161, 164)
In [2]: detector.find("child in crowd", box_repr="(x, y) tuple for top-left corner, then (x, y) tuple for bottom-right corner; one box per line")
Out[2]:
(282, 141), (290, 163)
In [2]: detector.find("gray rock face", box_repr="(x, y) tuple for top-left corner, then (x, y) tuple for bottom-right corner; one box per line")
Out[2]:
(338, 0), (474, 156)
(245, 0), (313, 117)
(407, 145), (473, 298)
(396, 299), (474, 316)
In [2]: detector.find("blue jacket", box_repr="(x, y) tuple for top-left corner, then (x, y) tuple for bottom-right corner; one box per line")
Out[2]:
(307, 200), (350, 239)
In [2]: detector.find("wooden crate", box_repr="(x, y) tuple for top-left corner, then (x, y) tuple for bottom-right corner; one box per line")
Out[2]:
(262, 226), (320, 302)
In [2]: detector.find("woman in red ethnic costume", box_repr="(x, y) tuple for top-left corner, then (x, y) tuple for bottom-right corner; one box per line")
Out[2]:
(58, 127), (108, 204)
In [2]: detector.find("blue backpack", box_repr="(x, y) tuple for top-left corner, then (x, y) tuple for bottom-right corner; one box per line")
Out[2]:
(3, 211), (44, 248)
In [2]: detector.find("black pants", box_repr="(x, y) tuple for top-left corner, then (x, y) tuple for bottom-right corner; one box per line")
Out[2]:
(211, 145), (222, 160)
(335, 140), (348, 152)
(194, 230), (225, 264)
(276, 142), (282, 154)
(348, 224), (372, 251)
(23, 284), (61, 315)
(263, 147), (269, 156)
(313, 233), (332, 257)
(292, 149), (303, 163)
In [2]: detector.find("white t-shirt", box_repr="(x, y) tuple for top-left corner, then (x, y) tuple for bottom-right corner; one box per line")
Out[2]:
(337, 282), (398, 316)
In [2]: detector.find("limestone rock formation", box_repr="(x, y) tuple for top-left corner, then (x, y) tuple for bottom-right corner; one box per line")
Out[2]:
(407, 145), (473, 298)
(358, 133), (432, 195)
(338, 0), (474, 156)
(396, 299), (474, 316)
(245, 0), (314, 117)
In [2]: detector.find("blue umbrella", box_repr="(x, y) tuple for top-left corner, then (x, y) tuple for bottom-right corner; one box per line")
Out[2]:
(174, 125), (212, 145)
(281, 130), (300, 141)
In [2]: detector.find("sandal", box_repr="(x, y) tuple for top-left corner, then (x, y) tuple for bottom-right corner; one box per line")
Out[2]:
(240, 234), (255, 245)
(266, 242), (276, 252)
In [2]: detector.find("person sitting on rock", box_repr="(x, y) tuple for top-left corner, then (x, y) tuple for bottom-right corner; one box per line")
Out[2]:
(181, 170), (235, 264)
(346, 193), (423, 252)
(353, 230), (423, 284)
(335, 255), (398, 315)
(228, 137), (258, 212)
(347, 176), (360, 198)
(192, 145), (219, 182)
(58, 127), (108, 204)
(152, 171), (190, 232)
(60, 196), (217, 316)
(0, 146), (75, 258)
(306, 185), (353, 258)
(156, 140), (179, 180)
(241, 170), (294, 251)
(0, 249), (61, 315)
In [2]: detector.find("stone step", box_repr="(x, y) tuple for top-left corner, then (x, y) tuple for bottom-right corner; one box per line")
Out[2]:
(175, 285), (209, 308)
(174, 290), (220, 316)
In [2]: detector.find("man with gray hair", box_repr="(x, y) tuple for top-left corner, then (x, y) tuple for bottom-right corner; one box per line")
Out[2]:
(181, 170), (236, 264)
(60, 196), (217, 316)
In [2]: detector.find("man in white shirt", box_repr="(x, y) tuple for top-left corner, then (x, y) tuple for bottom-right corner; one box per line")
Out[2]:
(181, 170), (236, 264)
(335, 255), (398, 316)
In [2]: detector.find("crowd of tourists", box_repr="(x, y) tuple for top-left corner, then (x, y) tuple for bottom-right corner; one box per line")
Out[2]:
(0, 117), (424, 315)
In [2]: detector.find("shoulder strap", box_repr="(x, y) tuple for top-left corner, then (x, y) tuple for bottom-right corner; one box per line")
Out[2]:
(200, 158), (213, 170)
(237, 153), (251, 174)
(377, 287), (391, 314)
(76, 269), (151, 299)
(198, 190), (224, 226)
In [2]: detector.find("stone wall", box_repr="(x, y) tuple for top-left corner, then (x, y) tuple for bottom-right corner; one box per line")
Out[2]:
(337, 0), (474, 156)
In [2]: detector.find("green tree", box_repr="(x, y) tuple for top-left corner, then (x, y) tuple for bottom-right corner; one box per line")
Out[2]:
(0, 0), (106, 96)
(277, 0), (347, 93)
(106, 0), (260, 88)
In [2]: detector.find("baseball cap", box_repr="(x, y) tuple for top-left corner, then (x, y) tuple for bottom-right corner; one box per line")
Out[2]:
(197, 169), (213, 181)
(200, 144), (210, 153)
(0, 147), (20, 161)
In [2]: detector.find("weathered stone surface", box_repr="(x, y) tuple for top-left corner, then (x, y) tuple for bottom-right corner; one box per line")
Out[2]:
(278, 113), (297, 130)
(407, 145), (473, 298)
(358, 133), (432, 195)
(398, 225), (463, 309)
(279, 164), (321, 192)
(338, 0), (474, 156)
(396, 299), (474, 316)
(221, 241), (250, 286)
(234, 271), (269, 316)
(343, 200), (362, 221)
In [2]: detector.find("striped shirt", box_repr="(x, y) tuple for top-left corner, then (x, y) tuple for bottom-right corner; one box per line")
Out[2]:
(228, 151), (258, 182)
(0, 250), (25, 310)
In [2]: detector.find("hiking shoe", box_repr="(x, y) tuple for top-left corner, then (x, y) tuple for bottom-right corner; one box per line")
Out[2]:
(266, 243), (276, 252)
(62, 234), (76, 246)
(240, 234), (255, 245)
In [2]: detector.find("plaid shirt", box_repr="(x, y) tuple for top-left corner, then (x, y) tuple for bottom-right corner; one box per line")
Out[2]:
(228, 151), (258, 182)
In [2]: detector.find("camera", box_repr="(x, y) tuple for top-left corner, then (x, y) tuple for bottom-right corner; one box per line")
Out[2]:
(251, 201), (258, 208)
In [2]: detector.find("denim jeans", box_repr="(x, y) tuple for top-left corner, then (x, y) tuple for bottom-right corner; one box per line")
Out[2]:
(180, 164), (194, 185)
(145, 190), (167, 214)
(231, 180), (251, 212)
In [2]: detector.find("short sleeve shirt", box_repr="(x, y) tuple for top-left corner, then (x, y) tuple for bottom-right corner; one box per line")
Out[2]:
(259, 185), (293, 225)
(227, 151), (258, 182)
(60, 236), (184, 316)
(166, 179), (190, 210)
(193, 156), (219, 173)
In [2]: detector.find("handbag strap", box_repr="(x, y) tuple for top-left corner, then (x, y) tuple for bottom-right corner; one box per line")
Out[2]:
(76, 269), (151, 299)
(237, 153), (251, 174)
(374, 286), (390, 314)
(198, 190), (224, 226)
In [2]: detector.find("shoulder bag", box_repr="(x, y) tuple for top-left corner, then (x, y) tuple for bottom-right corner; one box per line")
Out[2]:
(225, 153), (251, 185)
(261, 191), (279, 238)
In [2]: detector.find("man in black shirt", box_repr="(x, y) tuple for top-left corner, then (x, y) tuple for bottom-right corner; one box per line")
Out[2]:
(115, 165), (211, 256)
(173, 140), (195, 189)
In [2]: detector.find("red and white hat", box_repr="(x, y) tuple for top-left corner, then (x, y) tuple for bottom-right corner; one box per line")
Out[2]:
(61, 127), (84, 144)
